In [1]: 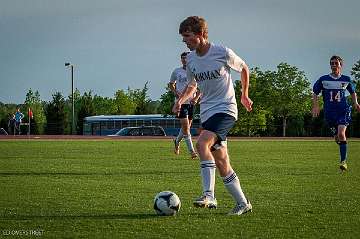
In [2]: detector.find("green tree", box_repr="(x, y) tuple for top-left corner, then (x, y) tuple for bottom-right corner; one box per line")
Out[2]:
(232, 69), (268, 136)
(44, 92), (68, 134)
(76, 91), (96, 134)
(277, 63), (312, 136)
(159, 89), (175, 116)
(24, 89), (46, 134)
(147, 100), (161, 114)
(93, 96), (116, 115)
(65, 88), (81, 134)
(351, 59), (360, 98)
(129, 82), (152, 115)
(0, 102), (18, 134)
(0, 102), (9, 132)
(351, 59), (360, 81)
(350, 59), (360, 137)
(114, 89), (136, 115)
(257, 63), (312, 136)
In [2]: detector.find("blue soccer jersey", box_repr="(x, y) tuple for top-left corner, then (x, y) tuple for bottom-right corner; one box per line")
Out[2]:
(313, 74), (355, 126)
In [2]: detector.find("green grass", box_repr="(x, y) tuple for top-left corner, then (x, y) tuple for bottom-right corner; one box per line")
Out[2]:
(0, 139), (359, 238)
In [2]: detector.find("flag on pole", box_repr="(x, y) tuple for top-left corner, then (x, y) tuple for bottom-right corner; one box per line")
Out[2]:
(28, 108), (33, 136)
(28, 108), (33, 119)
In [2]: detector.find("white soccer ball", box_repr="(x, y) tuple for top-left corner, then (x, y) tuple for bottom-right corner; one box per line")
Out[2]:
(153, 191), (181, 216)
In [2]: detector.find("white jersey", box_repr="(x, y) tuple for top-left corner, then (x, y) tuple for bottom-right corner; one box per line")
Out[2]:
(169, 67), (193, 104)
(186, 43), (245, 122)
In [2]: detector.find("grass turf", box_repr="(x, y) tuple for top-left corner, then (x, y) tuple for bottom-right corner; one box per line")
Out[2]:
(0, 139), (359, 238)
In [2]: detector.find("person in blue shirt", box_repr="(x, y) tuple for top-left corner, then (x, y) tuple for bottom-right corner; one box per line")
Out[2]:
(14, 108), (24, 135)
(312, 55), (360, 171)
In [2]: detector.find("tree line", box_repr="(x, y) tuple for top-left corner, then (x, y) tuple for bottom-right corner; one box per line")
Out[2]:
(1, 61), (359, 137)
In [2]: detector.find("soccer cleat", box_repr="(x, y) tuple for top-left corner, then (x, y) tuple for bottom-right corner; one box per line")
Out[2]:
(193, 195), (217, 209)
(173, 138), (180, 155)
(340, 161), (348, 171)
(190, 151), (198, 159)
(228, 200), (252, 216)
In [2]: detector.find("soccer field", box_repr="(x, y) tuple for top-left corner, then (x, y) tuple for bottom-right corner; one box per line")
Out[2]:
(0, 139), (359, 238)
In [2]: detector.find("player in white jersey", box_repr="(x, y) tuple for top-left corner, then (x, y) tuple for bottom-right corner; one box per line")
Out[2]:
(173, 16), (253, 215)
(168, 52), (200, 159)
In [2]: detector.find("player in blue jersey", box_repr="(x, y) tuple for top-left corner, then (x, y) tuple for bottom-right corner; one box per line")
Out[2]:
(173, 16), (252, 215)
(14, 108), (24, 135)
(312, 55), (360, 171)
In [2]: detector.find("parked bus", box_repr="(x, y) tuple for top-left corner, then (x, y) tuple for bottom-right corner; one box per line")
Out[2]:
(83, 114), (200, 136)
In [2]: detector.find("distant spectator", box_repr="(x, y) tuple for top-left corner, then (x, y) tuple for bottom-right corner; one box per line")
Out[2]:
(7, 114), (15, 135)
(14, 108), (24, 135)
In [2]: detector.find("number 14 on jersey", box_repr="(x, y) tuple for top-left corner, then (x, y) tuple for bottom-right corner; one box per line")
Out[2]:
(329, 90), (341, 102)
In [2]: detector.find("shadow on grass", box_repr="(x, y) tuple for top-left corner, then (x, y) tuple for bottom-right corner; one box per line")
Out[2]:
(0, 213), (159, 220)
(0, 170), (197, 177)
(1, 211), (225, 221)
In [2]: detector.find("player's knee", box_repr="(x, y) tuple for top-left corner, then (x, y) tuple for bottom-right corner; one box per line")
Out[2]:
(196, 139), (210, 153)
(195, 141), (204, 153)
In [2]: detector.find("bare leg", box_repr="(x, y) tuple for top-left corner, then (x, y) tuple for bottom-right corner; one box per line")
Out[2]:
(212, 144), (248, 207)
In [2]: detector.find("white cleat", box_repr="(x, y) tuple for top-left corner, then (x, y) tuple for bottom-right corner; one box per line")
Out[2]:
(173, 138), (180, 155)
(193, 195), (217, 209)
(228, 200), (252, 215)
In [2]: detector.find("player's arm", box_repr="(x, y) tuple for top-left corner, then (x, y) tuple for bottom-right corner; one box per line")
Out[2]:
(312, 93), (321, 117)
(168, 82), (179, 97)
(312, 79), (323, 117)
(169, 71), (181, 98)
(172, 80), (197, 115)
(240, 63), (253, 112)
(351, 92), (360, 112)
(190, 88), (202, 105)
(226, 47), (252, 112)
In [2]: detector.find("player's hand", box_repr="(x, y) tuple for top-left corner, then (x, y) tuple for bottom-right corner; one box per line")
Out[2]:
(312, 105), (320, 117)
(354, 103), (360, 112)
(172, 101), (181, 116)
(241, 95), (253, 112)
(190, 98), (198, 105)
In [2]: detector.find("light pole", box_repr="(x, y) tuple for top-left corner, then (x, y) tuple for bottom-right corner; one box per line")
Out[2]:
(65, 62), (75, 135)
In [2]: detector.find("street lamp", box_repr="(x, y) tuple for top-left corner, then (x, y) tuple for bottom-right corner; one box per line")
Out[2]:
(65, 62), (75, 135)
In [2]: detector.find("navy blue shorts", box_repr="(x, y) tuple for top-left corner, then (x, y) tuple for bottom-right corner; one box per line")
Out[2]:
(325, 106), (352, 128)
(177, 104), (194, 120)
(201, 113), (235, 150)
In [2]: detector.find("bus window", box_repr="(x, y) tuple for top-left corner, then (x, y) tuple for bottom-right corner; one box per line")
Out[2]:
(122, 120), (129, 128)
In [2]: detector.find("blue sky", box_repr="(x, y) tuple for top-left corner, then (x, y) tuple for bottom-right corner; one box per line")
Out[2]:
(1, 0), (359, 104)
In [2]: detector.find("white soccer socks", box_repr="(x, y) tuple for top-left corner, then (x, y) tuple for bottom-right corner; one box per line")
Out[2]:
(183, 134), (195, 154)
(222, 171), (247, 206)
(200, 160), (216, 198)
(175, 129), (184, 145)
